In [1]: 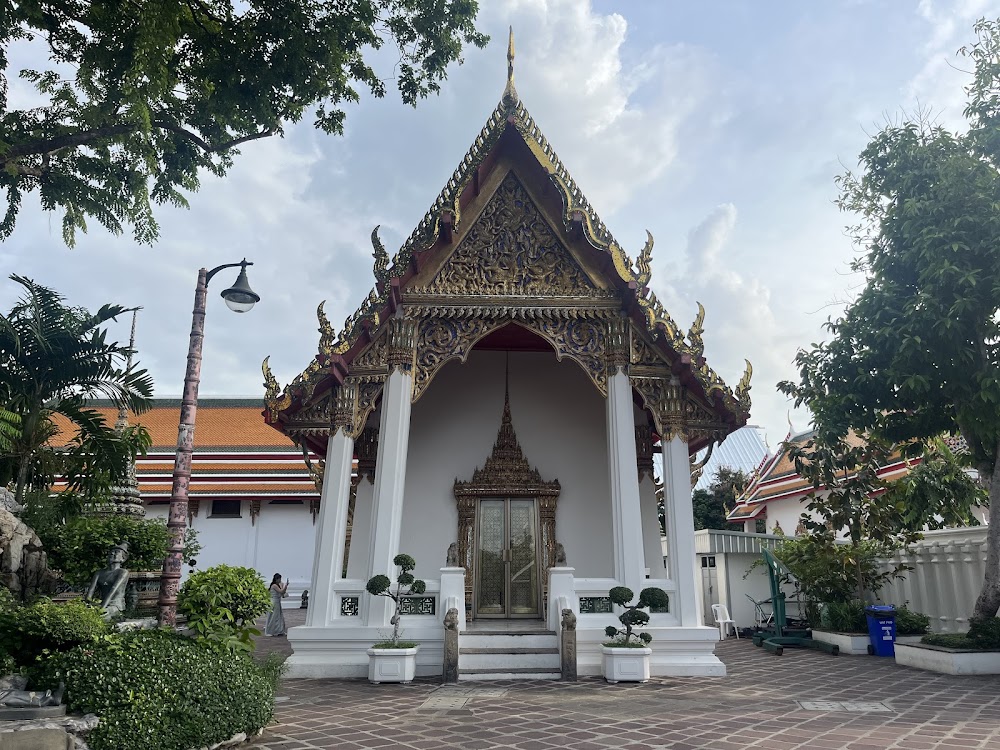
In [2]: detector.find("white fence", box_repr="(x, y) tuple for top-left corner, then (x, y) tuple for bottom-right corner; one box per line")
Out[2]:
(873, 526), (989, 633)
(695, 526), (990, 634)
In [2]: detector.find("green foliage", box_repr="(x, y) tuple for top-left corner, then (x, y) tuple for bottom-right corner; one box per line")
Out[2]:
(365, 552), (427, 645)
(820, 600), (867, 633)
(882, 439), (987, 530)
(0, 599), (110, 668)
(371, 641), (419, 649)
(178, 565), (270, 651)
(0, 1), (487, 246)
(30, 629), (277, 750)
(895, 606), (931, 636)
(603, 586), (668, 646)
(0, 276), (153, 506)
(968, 616), (1000, 648)
(921, 632), (980, 649)
(775, 535), (897, 605)
(692, 468), (748, 531)
(921, 619), (1000, 650)
(777, 18), (1000, 620)
(39, 515), (199, 588)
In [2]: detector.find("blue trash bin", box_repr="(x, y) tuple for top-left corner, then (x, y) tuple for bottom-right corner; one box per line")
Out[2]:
(865, 605), (896, 657)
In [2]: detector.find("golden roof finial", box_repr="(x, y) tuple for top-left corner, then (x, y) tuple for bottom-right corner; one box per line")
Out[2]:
(503, 26), (519, 105)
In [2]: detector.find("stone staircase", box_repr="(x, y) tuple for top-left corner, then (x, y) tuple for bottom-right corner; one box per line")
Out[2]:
(459, 622), (561, 681)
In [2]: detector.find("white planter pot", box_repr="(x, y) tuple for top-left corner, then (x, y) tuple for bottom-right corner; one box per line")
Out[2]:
(894, 643), (1000, 675)
(367, 646), (419, 684)
(601, 646), (651, 683)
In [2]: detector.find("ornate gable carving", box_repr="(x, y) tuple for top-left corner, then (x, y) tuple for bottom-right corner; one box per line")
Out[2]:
(412, 172), (605, 299)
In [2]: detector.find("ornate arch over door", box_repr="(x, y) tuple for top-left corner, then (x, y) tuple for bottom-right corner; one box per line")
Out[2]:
(453, 389), (561, 617)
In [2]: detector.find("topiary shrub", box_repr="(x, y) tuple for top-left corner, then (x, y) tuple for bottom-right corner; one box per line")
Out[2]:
(365, 553), (426, 647)
(820, 600), (867, 633)
(895, 606), (931, 636)
(178, 564), (270, 651)
(0, 598), (110, 668)
(30, 629), (280, 750)
(603, 586), (669, 647)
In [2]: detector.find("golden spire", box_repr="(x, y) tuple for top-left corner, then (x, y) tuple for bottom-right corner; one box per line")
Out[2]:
(503, 26), (519, 105)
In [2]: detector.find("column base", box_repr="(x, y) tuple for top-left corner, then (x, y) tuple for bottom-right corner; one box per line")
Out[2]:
(577, 626), (725, 677)
(285, 625), (444, 678)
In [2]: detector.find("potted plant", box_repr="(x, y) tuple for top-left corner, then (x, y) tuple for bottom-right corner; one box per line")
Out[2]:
(365, 553), (426, 684)
(602, 585), (669, 683)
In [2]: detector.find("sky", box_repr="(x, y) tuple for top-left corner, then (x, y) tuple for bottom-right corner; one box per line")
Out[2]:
(2, 0), (996, 453)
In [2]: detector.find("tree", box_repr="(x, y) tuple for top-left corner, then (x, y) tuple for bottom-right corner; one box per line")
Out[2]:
(778, 18), (1000, 620)
(0, 275), (154, 505)
(0, 1), (488, 246)
(691, 467), (747, 531)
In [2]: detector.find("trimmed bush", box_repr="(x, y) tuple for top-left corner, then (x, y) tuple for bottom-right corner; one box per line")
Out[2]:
(603, 586), (668, 646)
(30, 629), (280, 750)
(820, 600), (867, 633)
(0, 598), (110, 667)
(178, 565), (270, 650)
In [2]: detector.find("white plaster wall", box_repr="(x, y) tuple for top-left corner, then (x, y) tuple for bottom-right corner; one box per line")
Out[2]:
(401, 348), (613, 582)
(639, 475), (665, 578)
(146, 501), (315, 605)
(255, 502), (315, 602)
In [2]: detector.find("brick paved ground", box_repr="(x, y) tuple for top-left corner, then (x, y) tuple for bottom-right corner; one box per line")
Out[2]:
(249, 610), (1000, 750)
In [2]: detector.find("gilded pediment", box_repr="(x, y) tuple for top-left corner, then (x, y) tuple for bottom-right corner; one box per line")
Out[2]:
(409, 172), (609, 299)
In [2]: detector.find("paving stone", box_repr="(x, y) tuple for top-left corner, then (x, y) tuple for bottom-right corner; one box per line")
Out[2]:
(247, 613), (1000, 750)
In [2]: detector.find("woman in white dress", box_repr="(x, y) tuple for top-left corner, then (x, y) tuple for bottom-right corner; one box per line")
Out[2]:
(264, 573), (289, 636)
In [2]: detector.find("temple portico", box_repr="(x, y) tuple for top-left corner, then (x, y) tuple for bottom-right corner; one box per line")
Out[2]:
(262, 36), (752, 680)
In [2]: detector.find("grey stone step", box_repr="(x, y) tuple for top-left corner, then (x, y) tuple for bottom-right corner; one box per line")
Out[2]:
(460, 647), (559, 654)
(458, 667), (562, 680)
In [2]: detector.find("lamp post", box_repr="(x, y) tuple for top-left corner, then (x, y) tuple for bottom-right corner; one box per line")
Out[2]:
(158, 260), (260, 626)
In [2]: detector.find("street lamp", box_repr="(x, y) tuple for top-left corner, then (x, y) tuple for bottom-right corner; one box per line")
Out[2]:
(158, 260), (259, 626)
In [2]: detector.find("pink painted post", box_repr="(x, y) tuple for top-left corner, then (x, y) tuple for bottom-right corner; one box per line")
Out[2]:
(158, 268), (208, 626)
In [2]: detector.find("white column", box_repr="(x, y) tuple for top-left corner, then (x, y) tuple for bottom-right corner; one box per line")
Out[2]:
(305, 426), (355, 627)
(664, 434), (700, 627)
(365, 365), (414, 627)
(639, 475), (665, 577)
(345, 478), (374, 580)
(607, 369), (647, 596)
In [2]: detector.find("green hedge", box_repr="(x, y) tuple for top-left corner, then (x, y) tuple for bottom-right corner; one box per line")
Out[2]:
(820, 600), (867, 633)
(0, 599), (110, 668)
(921, 617), (1000, 650)
(31, 629), (280, 750)
(178, 565), (270, 650)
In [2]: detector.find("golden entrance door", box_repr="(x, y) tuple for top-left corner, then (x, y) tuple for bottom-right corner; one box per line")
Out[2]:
(474, 498), (541, 618)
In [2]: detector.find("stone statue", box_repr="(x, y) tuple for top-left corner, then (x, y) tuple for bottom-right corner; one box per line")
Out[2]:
(0, 676), (64, 707)
(561, 608), (577, 631)
(85, 541), (130, 619)
(443, 607), (459, 631)
(445, 542), (460, 568)
(554, 542), (567, 566)
(300, 589), (309, 609)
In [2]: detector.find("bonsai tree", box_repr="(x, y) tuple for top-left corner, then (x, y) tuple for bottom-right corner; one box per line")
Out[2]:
(604, 586), (669, 647)
(365, 553), (426, 647)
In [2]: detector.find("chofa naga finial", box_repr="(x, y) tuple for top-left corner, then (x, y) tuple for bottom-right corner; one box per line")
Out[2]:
(503, 26), (519, 105)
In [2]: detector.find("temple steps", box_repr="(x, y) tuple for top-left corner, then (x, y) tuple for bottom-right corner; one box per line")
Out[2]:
(458, 630), (561, 680)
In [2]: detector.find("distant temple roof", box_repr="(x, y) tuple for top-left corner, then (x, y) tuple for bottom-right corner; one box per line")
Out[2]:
(725, 429), (922, 523)
(49, 399), (321, 508)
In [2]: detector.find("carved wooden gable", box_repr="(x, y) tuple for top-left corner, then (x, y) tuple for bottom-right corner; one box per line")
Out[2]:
(412, 171), (605, 298)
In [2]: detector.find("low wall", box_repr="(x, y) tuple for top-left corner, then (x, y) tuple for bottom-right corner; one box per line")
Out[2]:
(872, 526), (988, 634)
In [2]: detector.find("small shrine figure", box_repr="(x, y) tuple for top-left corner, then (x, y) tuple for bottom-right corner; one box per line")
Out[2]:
(85, 541), (130, 619)
(445, 542), (460, 567)
(0, 676), (65, 708)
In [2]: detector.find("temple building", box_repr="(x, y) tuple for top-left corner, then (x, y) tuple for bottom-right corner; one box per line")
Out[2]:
(263, 35), (752, 679)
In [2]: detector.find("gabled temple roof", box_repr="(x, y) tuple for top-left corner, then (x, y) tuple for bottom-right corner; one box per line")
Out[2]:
(263, 32), (752, 441)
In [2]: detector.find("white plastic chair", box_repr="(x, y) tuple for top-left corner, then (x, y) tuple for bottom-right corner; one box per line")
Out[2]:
(711, 603), (739, 640)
